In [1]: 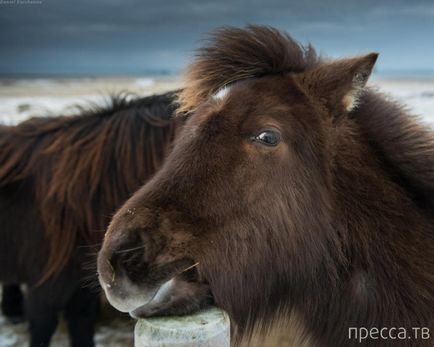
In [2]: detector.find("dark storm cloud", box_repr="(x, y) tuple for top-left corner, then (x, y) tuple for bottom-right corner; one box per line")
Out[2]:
(1, 0), (433, 75)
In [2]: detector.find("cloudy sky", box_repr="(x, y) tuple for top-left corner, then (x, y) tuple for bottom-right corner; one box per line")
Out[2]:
(1, 0), (434, 77)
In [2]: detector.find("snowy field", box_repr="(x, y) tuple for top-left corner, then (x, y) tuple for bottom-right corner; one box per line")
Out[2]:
(0, 77), (182, 125)
(0, 76), (433, 346)
(0, 295), (135, 347)
(1, 77), (434, 125)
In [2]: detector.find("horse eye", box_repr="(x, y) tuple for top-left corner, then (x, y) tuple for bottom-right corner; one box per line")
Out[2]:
(251, 130), (281, 146)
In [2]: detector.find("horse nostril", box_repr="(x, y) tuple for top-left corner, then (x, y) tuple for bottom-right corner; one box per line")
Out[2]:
(109, 233), (152, 283)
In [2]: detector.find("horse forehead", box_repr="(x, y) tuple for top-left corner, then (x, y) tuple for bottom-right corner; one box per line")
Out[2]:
(212, 76), (298, 109)
(191, 76), (297, 130)
(212, 77), (281, 100)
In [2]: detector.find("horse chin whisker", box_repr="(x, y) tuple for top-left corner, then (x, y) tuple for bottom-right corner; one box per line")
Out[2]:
(180, 262), (200, 274)
(114, 244), (147, 254)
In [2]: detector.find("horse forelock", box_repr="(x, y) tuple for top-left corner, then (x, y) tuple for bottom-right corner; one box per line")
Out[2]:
(177, 25), (319, 115)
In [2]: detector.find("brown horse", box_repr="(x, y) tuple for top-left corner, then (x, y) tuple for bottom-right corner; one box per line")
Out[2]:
(0, 92), (180, 347)
(98, 26), (434, 346)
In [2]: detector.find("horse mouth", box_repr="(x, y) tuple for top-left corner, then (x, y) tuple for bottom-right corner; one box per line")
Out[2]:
(128, 277), (177, 318)
(100, 260), (205, 317)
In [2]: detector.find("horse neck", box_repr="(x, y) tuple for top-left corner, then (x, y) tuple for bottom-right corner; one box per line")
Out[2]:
(303, 116), (434, 344)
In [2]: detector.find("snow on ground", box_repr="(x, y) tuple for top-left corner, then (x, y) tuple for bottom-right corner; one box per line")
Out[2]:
(0, 286), (134, 347)
(0, 76), (433, 346)
(0, 78), (434, 125)
(0, 77), (182, 125)
(0, 95), (103, 125)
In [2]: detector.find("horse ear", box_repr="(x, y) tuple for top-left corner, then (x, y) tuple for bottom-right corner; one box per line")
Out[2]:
(297, 53), (378, 113)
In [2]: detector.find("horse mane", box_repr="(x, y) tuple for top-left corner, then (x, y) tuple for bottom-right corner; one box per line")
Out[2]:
(177, 25), (319, 114)
(353, 90), (434, 212)
(0, 92), (179, 282)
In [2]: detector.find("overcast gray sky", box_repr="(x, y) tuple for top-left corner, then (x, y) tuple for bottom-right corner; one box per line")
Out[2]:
(1, 0), (433, 76)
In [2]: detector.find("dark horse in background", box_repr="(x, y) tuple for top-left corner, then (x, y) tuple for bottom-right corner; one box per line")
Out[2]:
(0, 92), (180, 347)
(98, 26), (434, 346)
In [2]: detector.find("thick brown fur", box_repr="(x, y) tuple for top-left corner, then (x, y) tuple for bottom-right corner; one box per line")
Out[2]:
(0, 92), (179, 282)
(98, 26), (434, 346)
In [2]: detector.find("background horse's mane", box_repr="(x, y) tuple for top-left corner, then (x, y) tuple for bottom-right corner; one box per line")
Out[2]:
(177, 25), (319, 114)
(0, 92), (178, 282)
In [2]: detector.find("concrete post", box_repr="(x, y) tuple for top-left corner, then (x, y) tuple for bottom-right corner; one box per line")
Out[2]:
(134, 307), (230, 347)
